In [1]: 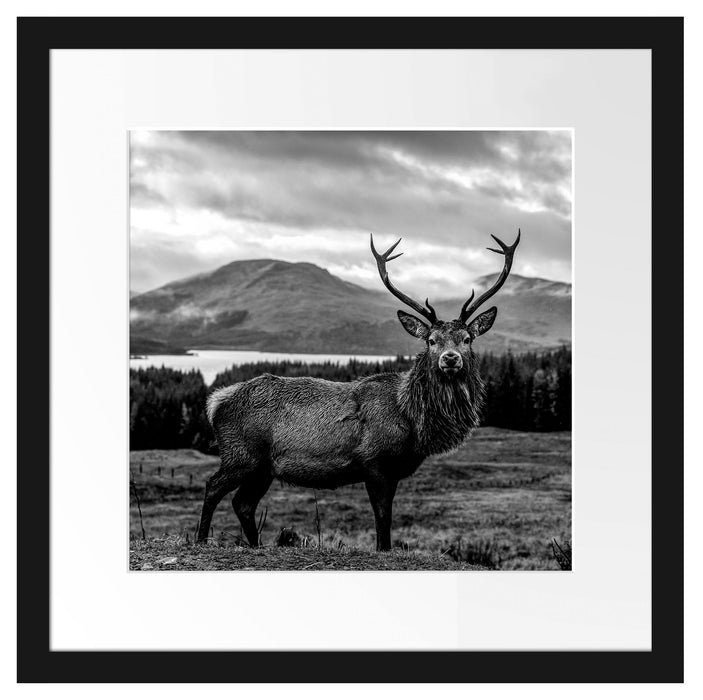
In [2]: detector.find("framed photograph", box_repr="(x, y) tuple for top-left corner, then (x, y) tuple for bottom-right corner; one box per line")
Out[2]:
(17, 16), (682, 682)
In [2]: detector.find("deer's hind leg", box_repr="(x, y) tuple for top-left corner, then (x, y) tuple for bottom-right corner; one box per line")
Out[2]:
(195, 465), (242, 542)
(232, 469), (273, 547)
(196, 440), (262, 543)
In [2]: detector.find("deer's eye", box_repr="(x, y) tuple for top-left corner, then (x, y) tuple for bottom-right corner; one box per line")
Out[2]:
(463, 337), (471, 344)
(428, 338), (436, 346)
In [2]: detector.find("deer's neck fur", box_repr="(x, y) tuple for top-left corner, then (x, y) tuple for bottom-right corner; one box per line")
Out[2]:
(397, 350), (485, 457)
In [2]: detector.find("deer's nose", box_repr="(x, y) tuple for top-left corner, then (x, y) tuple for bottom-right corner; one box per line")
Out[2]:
(440, 351), (462, 367)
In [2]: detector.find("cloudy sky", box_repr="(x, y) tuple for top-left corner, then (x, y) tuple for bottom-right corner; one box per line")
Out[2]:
(130, 130), (572, 297)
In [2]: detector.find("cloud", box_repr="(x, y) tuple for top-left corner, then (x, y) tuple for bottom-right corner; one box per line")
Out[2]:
(130, 130), (572, 296)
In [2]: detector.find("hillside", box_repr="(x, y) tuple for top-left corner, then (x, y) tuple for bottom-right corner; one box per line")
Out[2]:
(130, 259), (571, 355)
(440, 273), (571, 353)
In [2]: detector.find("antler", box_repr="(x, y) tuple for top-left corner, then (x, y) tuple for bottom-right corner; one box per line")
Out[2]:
(459, 229), (521, 323)
(370, 234), (438, 324)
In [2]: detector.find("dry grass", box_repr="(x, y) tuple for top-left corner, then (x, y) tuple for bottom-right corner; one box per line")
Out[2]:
(130, 535), (485, 571)
(130, 427), (571, 571)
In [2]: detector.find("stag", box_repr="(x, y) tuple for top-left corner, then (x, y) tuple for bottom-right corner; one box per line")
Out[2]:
(196, 231), (521, 550)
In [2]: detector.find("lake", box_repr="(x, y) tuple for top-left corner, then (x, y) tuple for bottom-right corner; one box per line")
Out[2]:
(129, 349), (397, 385)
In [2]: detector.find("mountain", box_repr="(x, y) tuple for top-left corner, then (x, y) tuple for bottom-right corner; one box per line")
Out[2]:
(438, 273), (572, 354)
(130, 259), (571, 355)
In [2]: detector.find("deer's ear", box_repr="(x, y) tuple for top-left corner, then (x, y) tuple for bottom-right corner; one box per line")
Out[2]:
(397, 310), (430, 340)
(467, 307), (497, 339)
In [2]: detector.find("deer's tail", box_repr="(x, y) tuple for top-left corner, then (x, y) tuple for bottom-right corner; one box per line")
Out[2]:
(206, 384), (242, 426)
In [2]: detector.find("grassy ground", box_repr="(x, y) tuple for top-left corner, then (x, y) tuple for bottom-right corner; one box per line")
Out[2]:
(130, 537), (485, 571)
(130, 427), (571, 571)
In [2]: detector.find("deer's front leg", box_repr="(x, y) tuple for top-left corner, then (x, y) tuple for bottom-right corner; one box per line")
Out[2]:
(365, 477), (398, 551)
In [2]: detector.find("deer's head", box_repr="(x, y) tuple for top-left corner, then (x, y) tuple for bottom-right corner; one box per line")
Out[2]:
(371, 230), (521, 378)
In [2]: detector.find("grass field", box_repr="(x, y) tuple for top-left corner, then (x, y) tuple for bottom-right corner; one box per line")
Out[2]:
(129, 427), (571, 571)
(130, 538), (486, 571)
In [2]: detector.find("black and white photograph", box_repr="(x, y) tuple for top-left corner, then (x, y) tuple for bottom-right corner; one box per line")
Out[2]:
(128, 129), (573, 572)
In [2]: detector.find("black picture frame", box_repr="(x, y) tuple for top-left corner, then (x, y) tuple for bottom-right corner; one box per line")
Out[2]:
(17, 16), (683, 683)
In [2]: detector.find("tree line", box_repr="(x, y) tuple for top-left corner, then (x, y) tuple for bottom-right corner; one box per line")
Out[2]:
(130, 347), (571, 452)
